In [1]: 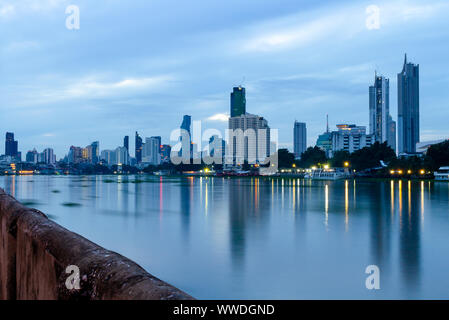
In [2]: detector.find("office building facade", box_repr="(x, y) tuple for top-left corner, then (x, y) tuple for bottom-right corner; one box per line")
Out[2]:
(230, 86), (246, 117)
(369, 75), (396, 151)
(398, 54), (420, 154)
(293, 121), (307, 159)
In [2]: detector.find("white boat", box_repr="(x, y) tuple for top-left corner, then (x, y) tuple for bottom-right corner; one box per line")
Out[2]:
(435, 167), (449, 181)
(304, 168), (349, 180)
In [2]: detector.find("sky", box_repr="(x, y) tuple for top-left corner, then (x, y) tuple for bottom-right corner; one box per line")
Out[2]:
(1, 0), (449, 158)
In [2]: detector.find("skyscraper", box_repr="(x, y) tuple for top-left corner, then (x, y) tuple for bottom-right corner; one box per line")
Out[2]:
(228, 113), (270, 165)
(142, 137), (161, 165)
(5, 132), (18, 157)
(369, 74), (396, 151)
(230, 86), (246, 117)
(124, 136), (129, 153)
(293, 121), (307, 159)
(135, 132), (143, 163)
(398, 54), (420, 154)
(331, 124), (374, 154)
(180, 115), (192, 159)
(90, 141), (100, 164)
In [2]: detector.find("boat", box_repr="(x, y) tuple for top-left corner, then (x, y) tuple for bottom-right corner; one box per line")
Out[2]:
(435, 167), (449, 181)
(304, 168), (350, 180)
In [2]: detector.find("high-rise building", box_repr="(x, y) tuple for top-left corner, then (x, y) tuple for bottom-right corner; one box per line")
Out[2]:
(142, 137), (161, 165)
(160, 144), (172, 163)
(331, 124), (374, 154)
(100, 150), (116, 165)
(398, 54), (420, 154)
(179, 115), (192, 159)
(90, 141), (99, 164)
(5, 132), (18, 157)
(293, 121), (307, 159)
(209, 135), (225, 163)
(228, 113), (270, 165)
(135, 132), (143, 163)
(68, 146), (83, 164)
(316, 116), (332, 158)
(369, 74), (396, 151)
(230, 86), (246, 117)
(124, 136), (129, 153)
(115, 147), (129, 165)
(43, 148), (56, 165)
(26, 149), (39, 164)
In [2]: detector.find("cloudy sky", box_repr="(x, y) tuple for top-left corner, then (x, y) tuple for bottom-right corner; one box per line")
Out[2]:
(1, 0), (449, 158)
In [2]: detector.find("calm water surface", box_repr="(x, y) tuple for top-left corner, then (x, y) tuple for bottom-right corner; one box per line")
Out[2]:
(1, 175), (449, 299)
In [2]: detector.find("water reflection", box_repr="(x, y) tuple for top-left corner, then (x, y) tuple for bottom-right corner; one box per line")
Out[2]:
(399, 180), (421, 294)
(0, 176), (448, 299)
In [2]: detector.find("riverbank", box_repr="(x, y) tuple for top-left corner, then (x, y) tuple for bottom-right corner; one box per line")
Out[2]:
(0, 188), (193, 300)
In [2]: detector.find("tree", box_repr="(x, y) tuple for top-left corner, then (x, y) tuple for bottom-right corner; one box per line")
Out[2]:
(426, 140), (449, 171)
(350, 142), (396, 171)
(331, 150), (350, 168)
(277, 149), (295, 168)
(299, 147), (327, 168)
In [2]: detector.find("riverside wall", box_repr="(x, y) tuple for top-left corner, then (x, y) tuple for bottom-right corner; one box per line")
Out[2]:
(0, 188), (193, 300)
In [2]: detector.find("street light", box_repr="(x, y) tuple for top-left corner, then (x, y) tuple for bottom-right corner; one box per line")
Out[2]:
(344, 162), (350, 168)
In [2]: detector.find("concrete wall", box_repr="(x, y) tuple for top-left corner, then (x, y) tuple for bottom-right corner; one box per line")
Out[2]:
(0, 188), (193, 300)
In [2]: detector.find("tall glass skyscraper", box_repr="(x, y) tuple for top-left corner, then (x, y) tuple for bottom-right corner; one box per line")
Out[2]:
(180, 115), (192, 159)
(230, 86), (246, 117)
(369, 74), (396, 152)
(135, 131), (143, 163)
(293, 121), (307, 159)
(398, 54), (420, 154)
(5, 132), (18, 157)
(124, 136), (129, 153)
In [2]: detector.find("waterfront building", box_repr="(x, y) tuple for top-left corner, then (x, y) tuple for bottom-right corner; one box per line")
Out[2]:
(100, 150), (116, 165)
(228, 113), (270, 165)
(230, 86), (246, 117)
(68, 146), (84, 164)
(209, 135), (226, 163)
(26, 149), (39, 164)
(135, 132), (143, 163)
(142, 137), (161, 165)
(124, 136), (129, 154)
(331, 124), (374, 154)
(160, 144), (172, 163)
(398, 54), (420, 154)
(369, 74), (396, 151)
(115, 147), (129, 165)
(316, 132), (332, 158)
(179, 115), (192, 159)
(5, 132), (18, 158)
(90, 141), (99, 164)
(43, 148), (56, 165)
(293, 121), (307, 159)
(316, 116), (332, 158)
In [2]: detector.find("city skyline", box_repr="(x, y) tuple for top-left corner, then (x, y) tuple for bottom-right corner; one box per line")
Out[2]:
(2, 1), (449, 157)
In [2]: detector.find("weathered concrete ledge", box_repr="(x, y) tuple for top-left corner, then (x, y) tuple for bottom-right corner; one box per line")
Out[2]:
(0, 188), (193, 300)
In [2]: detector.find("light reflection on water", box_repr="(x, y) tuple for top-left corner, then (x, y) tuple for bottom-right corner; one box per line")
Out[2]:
(1, 175), (449, 299)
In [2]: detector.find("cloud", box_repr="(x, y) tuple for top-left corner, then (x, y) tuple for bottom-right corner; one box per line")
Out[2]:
(27, 74), (176, 104)
(237, 0), (449, 53)
(207, 113), (229, 122)
(0, 3), (14, 17)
